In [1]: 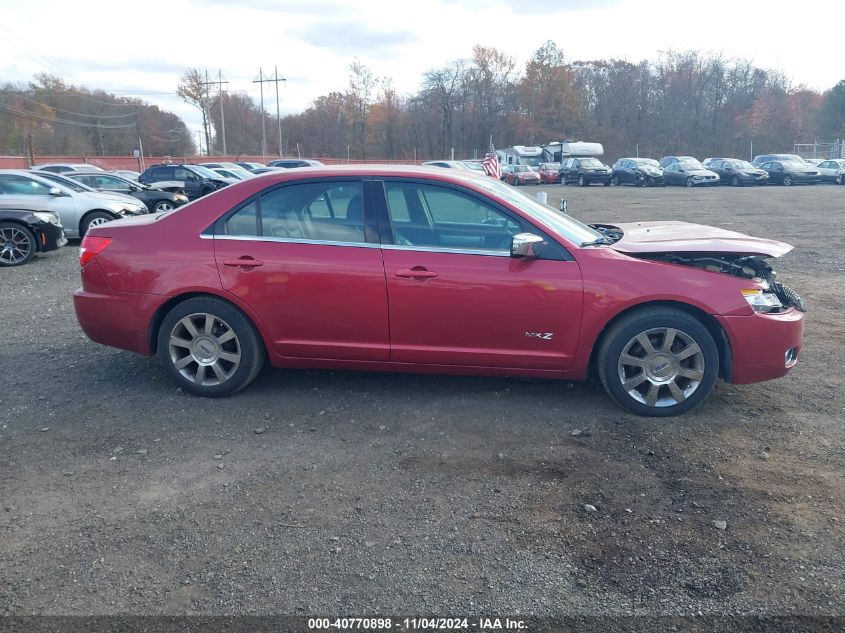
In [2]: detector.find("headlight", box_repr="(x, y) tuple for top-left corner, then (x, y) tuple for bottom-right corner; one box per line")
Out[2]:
(742, 289), (783, 313)
(33, 211), (60, 225)
(174, 194), (188, 202)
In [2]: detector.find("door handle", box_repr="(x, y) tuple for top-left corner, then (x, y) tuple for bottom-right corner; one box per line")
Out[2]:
(223, 256), (264, 268)
(395, 267), (438, 279)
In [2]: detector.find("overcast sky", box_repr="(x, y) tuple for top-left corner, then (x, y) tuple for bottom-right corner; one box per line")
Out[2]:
(2, 0), (843, 138)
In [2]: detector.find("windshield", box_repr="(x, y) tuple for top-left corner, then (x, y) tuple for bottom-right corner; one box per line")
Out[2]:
(38, 173), (92, 192)
(470, 177), (603, 246)
(462, 161), (484, 171)
(728, 160), (754, 170)
(782, 161), (808, 169)
(188, 165), (221, 179)
(635, 159), (659, 167)
(580, 158), (604, 168)
(518, 156), (541, 167)
(679, 159), (704, 169)
(513, 165), (532, 173)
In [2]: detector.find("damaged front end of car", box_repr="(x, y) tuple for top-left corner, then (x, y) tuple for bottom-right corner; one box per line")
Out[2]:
(637, 252), (806, 313)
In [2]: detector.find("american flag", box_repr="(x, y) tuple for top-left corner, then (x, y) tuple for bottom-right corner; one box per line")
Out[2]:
(482, 137), (500, 179)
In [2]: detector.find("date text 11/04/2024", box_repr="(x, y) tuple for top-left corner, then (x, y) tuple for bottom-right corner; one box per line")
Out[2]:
(307, 617), (527, 630)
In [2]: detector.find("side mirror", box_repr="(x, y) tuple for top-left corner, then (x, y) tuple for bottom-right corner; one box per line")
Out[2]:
(511, 233), (545, 258)
(559, 198), (568, 213)
(48, 187), (65, 197)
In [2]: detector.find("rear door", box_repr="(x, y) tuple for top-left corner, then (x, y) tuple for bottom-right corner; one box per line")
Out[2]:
(213, 178), (389, 361)
(376, 179), (583, 370)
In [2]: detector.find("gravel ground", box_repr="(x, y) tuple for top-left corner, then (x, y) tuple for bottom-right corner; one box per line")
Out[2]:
(0, 184), (843, 622)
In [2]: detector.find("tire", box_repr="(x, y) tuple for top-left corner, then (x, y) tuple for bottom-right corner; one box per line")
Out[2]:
(153, 200), (176, 213)
(612, 175), (620, 186)
(731, 176), (741, 187)
(685, 177), (694, 188)
(638, 176), (647, 187)
(80, 211), (115, 236)
(560, 176), (566, 186)
(783, 175), (793, 186)
(597, 306), (719, 417)
(603, 179), (612, 186)
(837, 175), (843, 185)
(0, 222), (36, 267)
(157, 296), (266, 397)
(578, 175), (587, 187)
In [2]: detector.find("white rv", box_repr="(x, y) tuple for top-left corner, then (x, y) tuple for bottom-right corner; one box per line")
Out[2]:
(541, 141), (604, 163)
(497, 146), (544, 171)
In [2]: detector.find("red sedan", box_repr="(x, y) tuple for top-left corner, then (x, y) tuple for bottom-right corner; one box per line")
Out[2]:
(74, 165), (804, 416)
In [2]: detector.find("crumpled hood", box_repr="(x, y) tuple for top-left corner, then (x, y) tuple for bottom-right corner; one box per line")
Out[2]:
(86, 190), (143, 205)
(609, 221), (793, 257)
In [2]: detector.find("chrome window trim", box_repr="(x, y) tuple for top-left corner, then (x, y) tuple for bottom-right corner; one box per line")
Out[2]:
(201, 234), (380, 249)
(381, 244), (510, 257)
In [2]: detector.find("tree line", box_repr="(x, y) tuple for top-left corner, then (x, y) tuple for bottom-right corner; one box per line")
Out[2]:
(0, 74), (195, 158)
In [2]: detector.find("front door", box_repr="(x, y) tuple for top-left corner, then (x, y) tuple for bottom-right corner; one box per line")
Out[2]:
(214, 179), (389, 361)
(377, 180), (583, 370)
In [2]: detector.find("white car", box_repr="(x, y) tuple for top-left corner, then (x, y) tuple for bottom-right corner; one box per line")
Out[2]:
(0, 170), (147, 238)
(32, 163), (105, 174)
(816, 159), (845, 184)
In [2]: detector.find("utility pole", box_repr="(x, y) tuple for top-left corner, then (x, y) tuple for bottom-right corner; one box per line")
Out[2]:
(201, 70), (229, 156)
(253, 67), (286, 157)
(253, 68), (267, 157)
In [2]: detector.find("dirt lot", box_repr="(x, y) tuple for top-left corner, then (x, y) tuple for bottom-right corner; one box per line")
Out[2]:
(1, 184), (843, 623)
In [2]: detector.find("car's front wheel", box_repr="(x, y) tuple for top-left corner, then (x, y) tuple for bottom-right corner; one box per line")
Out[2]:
(685, 177), (694, 187)
(0, 222), (36, 267)
(157, 297), (265, 397)
(783, 175), (793, 186)
(732, 176), (741, 187)
(81, 211), (115, 236)
(578, 175), (587, 187)
(597, 307), (719, 416)
(153, 200), (176, 213)
(612, 175), (620, 186)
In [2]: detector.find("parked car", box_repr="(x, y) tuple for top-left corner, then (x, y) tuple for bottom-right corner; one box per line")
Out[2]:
(249, 167), (282, 175)
(0, 170), (147, 237)
(816, 159), (845, 184)
(267, 159), (325, 168)
(658, 156), (700, 168)
(560, 157), (612, 186)
(235, 162), (265, 172)
(32, 163), (105, 174)
(65, 172), (189, 213)
(758, 160), (821, 186)
(113, 170), (141, 180)
(803, 158), (823, 166)
(504, 164), (542, 186)
(211, 168), (251, 181)
(661, 158), (720, 187)
(73, 165), (804, 417)
(538, 163), (561, 184)
(461, 161), (486, 173)
(0, 204), (66, 266)
(198, 162), (254, 180)
(138, 164), (233, 200)
(423, 160), (470, 169)
(707, 159), (769, 186)
(751, 153), (805, 168)
(611, 158), (664, 186)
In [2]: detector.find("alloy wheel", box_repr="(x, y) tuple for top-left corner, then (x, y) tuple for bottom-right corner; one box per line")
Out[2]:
(155, 201), (175, 213)
(617, 327), (705, 408)
(168, 313), (242, 386)
(88, 216), (111, 228)
(0, 226), (33, 265)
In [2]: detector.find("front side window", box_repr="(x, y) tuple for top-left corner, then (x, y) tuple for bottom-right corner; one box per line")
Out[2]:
(224, 181), (365, 244)
(384, 182), (521, 252)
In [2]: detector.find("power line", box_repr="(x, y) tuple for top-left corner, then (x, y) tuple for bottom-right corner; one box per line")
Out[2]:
(0, 103), (136, 129)
(0, 90), (137, 118)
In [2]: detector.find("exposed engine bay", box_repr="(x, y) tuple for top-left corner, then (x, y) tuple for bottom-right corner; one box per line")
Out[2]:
(588, 223), (806, 312)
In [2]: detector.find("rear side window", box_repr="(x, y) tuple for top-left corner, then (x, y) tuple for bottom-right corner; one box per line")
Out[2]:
(223, 181), (365, 244)
(0, 174), (53, 195)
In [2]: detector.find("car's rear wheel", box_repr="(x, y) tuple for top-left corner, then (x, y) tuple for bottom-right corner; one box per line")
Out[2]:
(157, 297), (265, 397)
(81, 211), (115, 236)
(783, 175), (793, 186)
(0, 222), (36, 267)
(578, 175), (587, 187)
(732, 176), (741, 187)
(597, 307), (719, 417)
(153, 200), (175, 213)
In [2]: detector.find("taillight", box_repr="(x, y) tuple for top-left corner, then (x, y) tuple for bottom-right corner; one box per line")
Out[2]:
(79, 236), (112, 267)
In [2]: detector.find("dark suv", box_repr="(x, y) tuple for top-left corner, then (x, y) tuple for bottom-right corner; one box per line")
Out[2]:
(560, 157), (612, 186)
(138, 164), (232, 200)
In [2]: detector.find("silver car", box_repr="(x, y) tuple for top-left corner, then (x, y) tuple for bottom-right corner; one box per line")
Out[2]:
(816, 159), (845, 184)
(0, 170), (147, 238)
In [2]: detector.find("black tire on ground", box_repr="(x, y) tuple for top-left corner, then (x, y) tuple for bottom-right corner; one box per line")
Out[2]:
(578, 175), (587, 187)
(153, 200), (176, 213)
(783, 175), (793, 186)
(603, 179), (612, 186)
(685, 177), (694, 188)
(732, 176), (741, 187)
(596, 306), (719, 417)
(638, 176), (647, 187)
(0, 222), (36, 267)
(612, 175), (620, 186)
(156, 296), (266, 398)
(80, 211), (115, 237)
